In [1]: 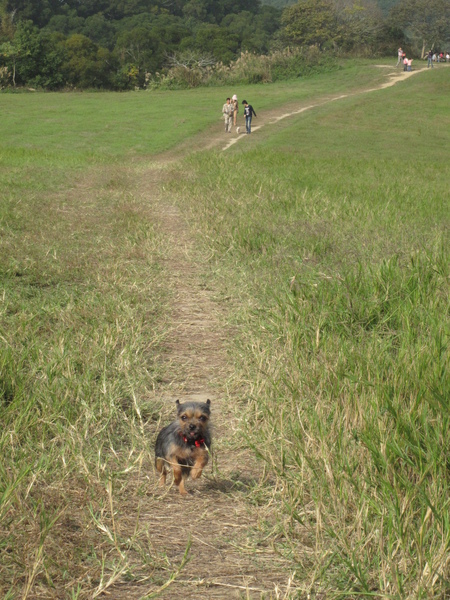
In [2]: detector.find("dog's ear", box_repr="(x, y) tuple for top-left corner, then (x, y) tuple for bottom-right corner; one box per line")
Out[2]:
(206, 399), (211, 406)
(176, 399), (181, 412)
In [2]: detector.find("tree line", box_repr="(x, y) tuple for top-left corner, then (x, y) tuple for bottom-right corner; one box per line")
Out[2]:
(0, 0), (448, 90)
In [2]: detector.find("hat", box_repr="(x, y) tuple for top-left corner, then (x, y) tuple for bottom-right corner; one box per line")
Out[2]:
(232, 94), (237, 100)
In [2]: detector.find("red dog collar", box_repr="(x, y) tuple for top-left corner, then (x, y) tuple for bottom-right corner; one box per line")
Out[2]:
(182, 436), (205, 447)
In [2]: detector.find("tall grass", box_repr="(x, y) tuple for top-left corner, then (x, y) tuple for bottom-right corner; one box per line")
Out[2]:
(149, 48), (338, 89)
(0, 147), (170, 594)
(171, 69), (449, 597)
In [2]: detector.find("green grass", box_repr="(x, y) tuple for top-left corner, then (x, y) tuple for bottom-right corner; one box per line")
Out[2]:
(0, 60), (448, 598)
(170, 68), (450, 598)
(0, 60), (401, 159)
(0, 122), (171, 594)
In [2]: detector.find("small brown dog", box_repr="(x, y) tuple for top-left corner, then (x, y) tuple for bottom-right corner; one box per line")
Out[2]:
(155, 399), (211, 495)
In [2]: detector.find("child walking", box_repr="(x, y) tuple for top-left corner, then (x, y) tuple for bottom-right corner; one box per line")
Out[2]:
(242, 100), (257, 134)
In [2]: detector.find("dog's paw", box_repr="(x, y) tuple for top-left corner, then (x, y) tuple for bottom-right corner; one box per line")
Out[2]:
(191, 468), (203, 480)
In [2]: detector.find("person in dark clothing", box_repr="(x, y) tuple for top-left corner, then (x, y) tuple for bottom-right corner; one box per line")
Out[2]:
(242, 100), (256, 134)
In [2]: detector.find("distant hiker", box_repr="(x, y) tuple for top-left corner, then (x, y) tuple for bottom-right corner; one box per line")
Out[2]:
(407, 58), (413, 71)
(396, 47), (403, 66)
(427, 50), (433, 68)
(403, 56), (408, 71)
(242, 100), (256, 134)
(222, 97), (233, 133)
(232, 94), (239, 131)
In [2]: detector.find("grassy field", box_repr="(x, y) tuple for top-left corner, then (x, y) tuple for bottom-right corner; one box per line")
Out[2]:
(171, 69), (450, 597)
(1, 60), (397, 159)
(0, 61), (448, 598)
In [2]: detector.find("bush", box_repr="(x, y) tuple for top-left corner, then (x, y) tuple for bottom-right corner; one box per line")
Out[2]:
(147, 48), (338, 90)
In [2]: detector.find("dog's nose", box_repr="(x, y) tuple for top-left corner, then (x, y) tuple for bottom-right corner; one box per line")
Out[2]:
(189, 424), (196, 430)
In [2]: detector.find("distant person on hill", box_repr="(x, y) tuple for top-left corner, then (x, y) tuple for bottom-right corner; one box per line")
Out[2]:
(242, 100), (256, 134)
(232, 94), (239, 131)
(446, 53), (450, 62)
(403, 56), (408, 71)
(427, 50), (434, 68)
(397, 47), (403, 66)
(222, 97), (233, 133)
(407, 58), (413, 71)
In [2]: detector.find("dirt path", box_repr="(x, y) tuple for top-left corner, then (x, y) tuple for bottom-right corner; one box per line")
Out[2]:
(108, 66), (430, 599)
(106, 170), (295, 599)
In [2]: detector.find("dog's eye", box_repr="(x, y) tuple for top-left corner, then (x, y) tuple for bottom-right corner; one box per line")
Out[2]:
(181, 415), (188, 421)
(199, 415), (207, 422)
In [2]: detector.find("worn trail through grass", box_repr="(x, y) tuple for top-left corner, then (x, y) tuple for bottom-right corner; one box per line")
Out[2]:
(105, 65), (437, 599)
(221, 66), (425, 151)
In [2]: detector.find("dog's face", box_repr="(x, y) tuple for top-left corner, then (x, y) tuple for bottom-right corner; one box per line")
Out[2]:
(176, 399), (211, 441)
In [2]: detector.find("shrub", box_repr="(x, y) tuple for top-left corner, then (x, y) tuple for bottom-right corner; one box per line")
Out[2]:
(147, 48), (338, 90)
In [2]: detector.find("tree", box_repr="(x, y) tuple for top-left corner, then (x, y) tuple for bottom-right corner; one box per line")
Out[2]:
(11, 20), (41, 84)
(390, 0), (450, 56)
(45, 6), (84, 36)
(0, 1), (16, 41)
(62, 33), (113, 87)
(182, 0), (209, 22)
(334, 0), (385, 52)
(281, 0), (339, 48)
(116, 13), (191, 74)
(261, 0), (296, 7)
(0, 40), (19, 84)
(164, 49), (215, 86)
(0, 18), (34, 86)
(0, 0), (60, 28)
(166, 48), (215, 68)
(115, 26), (154, 84)
(221, 9), (279, 54)
(82, 14), (116, 49)
(31, 31), (66, 88)
(183, 23), (239, 63)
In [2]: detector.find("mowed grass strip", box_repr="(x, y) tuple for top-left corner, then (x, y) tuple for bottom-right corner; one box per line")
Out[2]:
(171, 69), (449, 598)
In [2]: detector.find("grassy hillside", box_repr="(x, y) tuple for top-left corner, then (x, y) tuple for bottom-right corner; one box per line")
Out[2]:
(0, 63), (394, 160)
